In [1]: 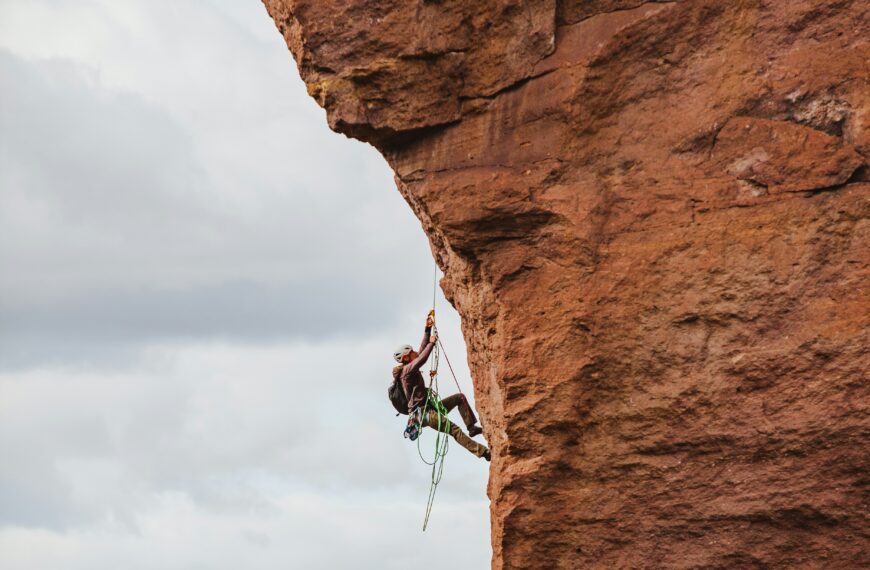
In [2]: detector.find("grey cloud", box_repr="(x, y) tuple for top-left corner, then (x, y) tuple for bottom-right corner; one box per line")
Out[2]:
(0, 341), (478, 531)
(0, 1), (490, 566)
(0, 48), (434, 369)
(0, 51), (203, 232)
(0, 279), (402, 369)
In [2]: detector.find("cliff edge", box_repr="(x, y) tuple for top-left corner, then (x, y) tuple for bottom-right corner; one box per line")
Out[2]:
(263, 1), (869, 567)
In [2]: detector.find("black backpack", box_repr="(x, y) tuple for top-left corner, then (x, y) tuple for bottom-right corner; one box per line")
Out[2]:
(388, 366), (408, 415)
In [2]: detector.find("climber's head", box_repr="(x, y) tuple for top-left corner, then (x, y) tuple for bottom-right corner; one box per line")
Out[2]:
(393, 344), (415, 364)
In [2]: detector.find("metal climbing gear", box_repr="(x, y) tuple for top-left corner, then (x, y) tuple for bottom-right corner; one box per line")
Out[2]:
(404, 408), (422, 440)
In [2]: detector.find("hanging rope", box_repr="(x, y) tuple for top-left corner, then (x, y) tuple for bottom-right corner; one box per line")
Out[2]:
(430, 262), (465, 397)
(413, 262), (479, 530)
(414, 264), (453, 531)
(432, 262), (438, 313)
(437, 337), (465, 397)
(415, 321), (452, 531)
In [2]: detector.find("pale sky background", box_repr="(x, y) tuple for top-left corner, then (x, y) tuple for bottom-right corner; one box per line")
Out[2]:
(0, 1), (491, 568)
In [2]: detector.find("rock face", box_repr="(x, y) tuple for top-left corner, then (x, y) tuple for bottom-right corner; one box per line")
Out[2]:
(263, 1), (869, 568)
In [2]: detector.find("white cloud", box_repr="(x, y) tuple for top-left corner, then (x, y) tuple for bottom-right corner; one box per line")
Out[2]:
(0, 0), (491, 566)
(0, 47), (421, 308)
(0, 340), (490, 567)
(0, 492), (491, 570)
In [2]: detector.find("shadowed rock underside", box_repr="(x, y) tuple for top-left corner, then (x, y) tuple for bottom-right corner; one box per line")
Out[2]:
(263, 1), (870, 568)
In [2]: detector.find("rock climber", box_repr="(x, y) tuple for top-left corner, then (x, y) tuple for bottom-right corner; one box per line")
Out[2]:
(390, 312), (491, 461)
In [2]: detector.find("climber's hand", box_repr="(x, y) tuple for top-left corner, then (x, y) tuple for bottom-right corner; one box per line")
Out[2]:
(429, 334), (438, 344)
(426, 314), (435, 328)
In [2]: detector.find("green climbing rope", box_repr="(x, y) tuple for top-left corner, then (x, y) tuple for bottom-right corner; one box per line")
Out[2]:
(416, 322), (451, 531)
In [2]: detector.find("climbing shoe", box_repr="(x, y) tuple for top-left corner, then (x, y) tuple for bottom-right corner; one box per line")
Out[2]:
(483, 449), (491, 462)
(468, 425), (483, 438)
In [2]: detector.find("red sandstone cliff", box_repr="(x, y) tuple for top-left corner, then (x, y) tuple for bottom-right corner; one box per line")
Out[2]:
(263, 1), (869, 567)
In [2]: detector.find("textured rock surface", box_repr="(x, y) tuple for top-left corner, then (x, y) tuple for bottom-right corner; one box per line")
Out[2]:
(263, 1), (870, 567)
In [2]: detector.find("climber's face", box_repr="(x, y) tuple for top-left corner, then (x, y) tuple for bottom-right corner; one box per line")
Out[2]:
(402, 350), (418, 364)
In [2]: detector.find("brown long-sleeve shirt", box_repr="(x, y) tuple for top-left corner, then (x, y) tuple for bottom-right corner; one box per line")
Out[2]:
(394, 326), (435, 414)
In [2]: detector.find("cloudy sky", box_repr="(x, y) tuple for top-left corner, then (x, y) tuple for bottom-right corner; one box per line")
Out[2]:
(0, 1), (490, 568)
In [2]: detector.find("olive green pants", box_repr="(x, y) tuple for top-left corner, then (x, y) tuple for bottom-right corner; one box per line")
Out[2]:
(421, 393), (489, 458)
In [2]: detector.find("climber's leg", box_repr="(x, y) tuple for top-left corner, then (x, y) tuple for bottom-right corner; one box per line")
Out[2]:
(422, 409), (489, 459)
(439, 393), (483, 436)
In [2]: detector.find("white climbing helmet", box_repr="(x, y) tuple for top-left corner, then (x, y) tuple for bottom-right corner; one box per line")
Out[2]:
(393, 344), (413, 363)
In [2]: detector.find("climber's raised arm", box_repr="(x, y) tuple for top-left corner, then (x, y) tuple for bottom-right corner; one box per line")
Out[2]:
(408, 332), (437, 374)
(417, 310), (435, 353)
